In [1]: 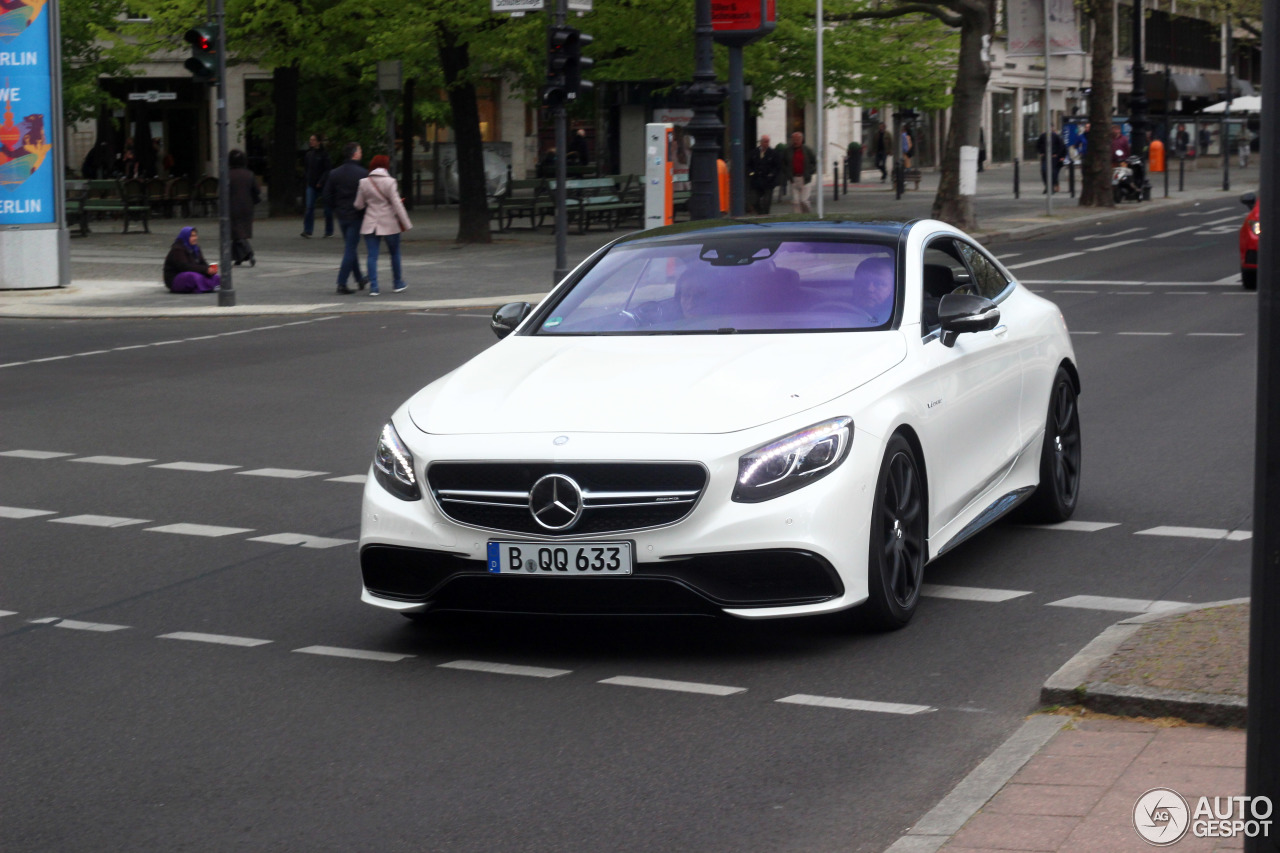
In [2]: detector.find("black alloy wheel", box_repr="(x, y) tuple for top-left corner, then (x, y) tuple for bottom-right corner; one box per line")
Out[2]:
(1020, 368), (1082, 523)
(862, 435), (926, 630)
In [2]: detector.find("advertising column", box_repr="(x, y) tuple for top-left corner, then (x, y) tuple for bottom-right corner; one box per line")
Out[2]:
(0, 0), (67, 290)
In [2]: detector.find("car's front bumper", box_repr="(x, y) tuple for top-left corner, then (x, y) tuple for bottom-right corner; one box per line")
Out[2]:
(358, 424), (881, 619)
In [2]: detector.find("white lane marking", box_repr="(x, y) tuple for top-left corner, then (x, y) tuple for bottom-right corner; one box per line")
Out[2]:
(247, 533), (356, 549)
(158, 631), (273, 647)
(995, 253), (1022, 259)
(294, 645), (415, 662)
(440, 660), (571, 678)
(1022, 280), (1144, 285)
(71, 455), (155, 466)
(1118, 331), (1172, 336)
(1053, 290), (1097, 294)
(0, 610), (15, 617)
(0, 506), (58, 519)
(1111, 292), (1153, 296)
(50, 514), (151, 528)
(1188, 332), (1245, 337)
(1136, 525), (1252, 541)
(1166, 291), (1208, 296)
(1216, 273), (1244, 284)
(776, 694), (935, 715)
(1046, 595), (1191, 613)
(326, 474), (367, 484)
(1022, 520), (1120, 532)
(0, 449), (75, 459)
(1069, 331), (1101, 335)
(1004, 252), (1086, 270)
(145, 523), (255, 537)
(1152, 225), (1206, 239)
(599, 675), (746, 696)
(1178, 206), (1234, 217)
(921, 584), (1031, 603)
(1075, 227), (1144, 241)
(29, 617), (131, 632)
(237, 468), (328, 479)
(1085, 239), (1145, 252)
(152, 461), (241, 472)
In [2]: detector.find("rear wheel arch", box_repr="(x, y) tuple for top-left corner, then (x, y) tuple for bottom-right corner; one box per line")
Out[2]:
(1059, 359), (1081, 396)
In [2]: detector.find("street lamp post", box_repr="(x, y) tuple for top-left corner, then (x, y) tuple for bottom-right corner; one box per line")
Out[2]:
(1223, 14), (1232, 193)
(214, 0), (233, 307)
(1129, 0), (1148, 200)
(687, 0), (725, 221)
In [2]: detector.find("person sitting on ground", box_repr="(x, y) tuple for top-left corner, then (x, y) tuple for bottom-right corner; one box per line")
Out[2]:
(163, 226), (220, 293)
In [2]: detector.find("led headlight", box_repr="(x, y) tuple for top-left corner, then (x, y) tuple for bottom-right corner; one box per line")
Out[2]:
(373, 421), (421, 501)
(733, 416), (852, 503)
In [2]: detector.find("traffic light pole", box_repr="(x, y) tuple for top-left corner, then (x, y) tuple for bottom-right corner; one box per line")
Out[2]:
(551, 0), (568, 284)
(214, 0), (233, 307)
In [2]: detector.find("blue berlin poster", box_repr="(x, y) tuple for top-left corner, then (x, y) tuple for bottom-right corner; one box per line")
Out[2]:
(0, 0), (54, 225)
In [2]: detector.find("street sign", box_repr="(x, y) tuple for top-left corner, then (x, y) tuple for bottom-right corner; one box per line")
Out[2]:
(712, 0), (776, 45)
(377, 60), (402, 93)
(567, 0), (593, 10)
(127, 91), (178, 102)
(491, 0), (543, 11)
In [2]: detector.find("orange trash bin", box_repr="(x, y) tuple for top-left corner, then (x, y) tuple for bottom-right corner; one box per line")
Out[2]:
(1149, 139), (1165, 173)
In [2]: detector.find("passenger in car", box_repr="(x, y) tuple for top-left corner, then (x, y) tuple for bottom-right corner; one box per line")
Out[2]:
(850, 256), (895, 325)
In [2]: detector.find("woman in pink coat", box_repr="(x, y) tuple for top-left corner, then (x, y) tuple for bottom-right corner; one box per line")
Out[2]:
(353, 154), (413, 296)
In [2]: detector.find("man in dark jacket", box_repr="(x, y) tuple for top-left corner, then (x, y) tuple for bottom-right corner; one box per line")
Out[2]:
(321, 142), (369, 294)
(1036, 130), (1066, 193)
(746, 135), (779, 214)
(301, 134), (333, 238)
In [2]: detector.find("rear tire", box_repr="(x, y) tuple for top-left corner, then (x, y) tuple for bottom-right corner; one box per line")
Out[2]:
(861, 435), (926, 631)
(1242, 268), (1257, 291)
(1020, 368), (1082, 523)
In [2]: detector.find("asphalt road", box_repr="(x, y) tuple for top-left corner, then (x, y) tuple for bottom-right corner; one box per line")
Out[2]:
(0, 206), (1255, 852)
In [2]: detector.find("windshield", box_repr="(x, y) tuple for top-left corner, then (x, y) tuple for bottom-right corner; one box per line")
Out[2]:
(536, 238), (897, 335)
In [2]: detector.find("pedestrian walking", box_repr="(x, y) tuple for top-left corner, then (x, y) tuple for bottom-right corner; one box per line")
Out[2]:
(873, 123), (889, 182)
(322, 142), (369, 294)
(568, 128), (589, 166)
(746, 134), (779, 214)
(779, 131), (816, 214)
(301, 134), (334, 238)
(354, 154), (412, 297)
(163, 226), (220, 293)
(227, 149), (259, 266)
(1036, 129), (1066, 193)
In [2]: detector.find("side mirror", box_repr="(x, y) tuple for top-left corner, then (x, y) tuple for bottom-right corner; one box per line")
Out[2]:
(1241, 192), (1257, 209)
(938, 293), (999, 348)
(491, 302), (532, 340)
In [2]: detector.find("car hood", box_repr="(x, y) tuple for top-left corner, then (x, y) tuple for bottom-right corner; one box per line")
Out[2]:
(408, 332), (907, 435)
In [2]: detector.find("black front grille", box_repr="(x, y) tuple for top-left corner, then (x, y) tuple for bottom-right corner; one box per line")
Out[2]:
(427, 461), (708, 536)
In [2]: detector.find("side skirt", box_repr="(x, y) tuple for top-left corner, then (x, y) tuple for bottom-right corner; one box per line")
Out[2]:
(932, 485), (1036, 559)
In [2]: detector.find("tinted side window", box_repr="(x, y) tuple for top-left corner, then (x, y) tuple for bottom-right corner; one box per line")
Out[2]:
(956, 242), (1010, 299)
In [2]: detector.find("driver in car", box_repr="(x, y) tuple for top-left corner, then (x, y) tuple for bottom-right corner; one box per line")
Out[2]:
(850, 256), (895, 325)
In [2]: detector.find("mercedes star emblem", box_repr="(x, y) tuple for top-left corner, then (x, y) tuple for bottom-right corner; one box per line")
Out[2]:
(529, 474), (584, 531)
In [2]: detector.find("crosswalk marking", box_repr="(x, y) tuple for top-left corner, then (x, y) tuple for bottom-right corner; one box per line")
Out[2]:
(1046, 595), (1191, 614)
(29, 617), (131, 632)
(247, 533), (355, 549)
(237, 468), (328, 479)
(0, 449), (74, 459)
(71, 455), (155, 466)
(0, 506), (57, 519)
(599, 676), (746, 696)
(1021, 520), (1120, 532)
(325, 474), (367, 484)
(1136, 525), (1252, 541)
(776, 694), (935, 715)
(922, 584), (1031, 602)
(440, 660), (571, 678)
(151, 461), (241, 472)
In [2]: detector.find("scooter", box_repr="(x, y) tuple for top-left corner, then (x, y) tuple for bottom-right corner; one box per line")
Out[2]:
(1112, 152), (1146, 203)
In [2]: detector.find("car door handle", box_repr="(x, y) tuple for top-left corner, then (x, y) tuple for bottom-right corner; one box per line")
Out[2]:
(993, 324), (1009, 337)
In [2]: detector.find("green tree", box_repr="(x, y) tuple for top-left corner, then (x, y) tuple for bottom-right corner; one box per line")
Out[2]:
(60, 0), (147, 126)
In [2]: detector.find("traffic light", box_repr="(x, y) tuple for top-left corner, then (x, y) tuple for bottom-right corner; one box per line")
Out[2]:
(543, 25), (592, 106)
(184, 23), (218, 83)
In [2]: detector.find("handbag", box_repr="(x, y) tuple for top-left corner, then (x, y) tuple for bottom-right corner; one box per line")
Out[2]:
(371, 176), (410, 233)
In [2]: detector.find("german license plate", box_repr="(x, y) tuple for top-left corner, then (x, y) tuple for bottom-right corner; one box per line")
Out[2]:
(487, 541), (633, 575)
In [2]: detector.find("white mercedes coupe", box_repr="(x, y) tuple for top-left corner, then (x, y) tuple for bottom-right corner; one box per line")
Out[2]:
(360, 219), (1081, 629)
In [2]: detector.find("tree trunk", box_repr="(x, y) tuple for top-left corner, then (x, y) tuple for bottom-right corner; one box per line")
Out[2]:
(269, 64), (300, 219)
(1079, 0), (1116, 207)
(438, 35), (492, 244)
(931, 1), (993, 230)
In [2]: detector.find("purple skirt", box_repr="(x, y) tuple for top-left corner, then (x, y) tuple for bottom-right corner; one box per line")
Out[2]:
(170, 271), (221, 293)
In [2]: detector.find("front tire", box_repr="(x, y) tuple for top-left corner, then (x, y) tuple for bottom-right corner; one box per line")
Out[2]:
(1020, 368), (1082, 523)
(862, 435), (926, 630)
(1242, 268), (1257, 291)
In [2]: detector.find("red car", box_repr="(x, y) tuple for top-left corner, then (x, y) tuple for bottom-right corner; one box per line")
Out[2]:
(1240, 192), (1259, 290)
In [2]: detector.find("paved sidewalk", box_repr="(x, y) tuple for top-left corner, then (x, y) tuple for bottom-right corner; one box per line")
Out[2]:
(886, 602), (1253, 853)
(0, 158), (1257, 319)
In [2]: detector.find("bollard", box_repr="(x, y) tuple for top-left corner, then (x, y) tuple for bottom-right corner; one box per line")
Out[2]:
(894, 162), (904, 200)
(842, 158), (848, 195)
(1014, 158), (1020, 199)
(1179, 155), (1185, 192)
(833, 161), (840, 201)
(1068, 161), (1075, 198)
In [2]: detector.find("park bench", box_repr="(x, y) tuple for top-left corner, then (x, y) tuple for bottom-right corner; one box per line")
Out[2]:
(493, 178), (545, 231)
(80, 178), (150, 233)
(902, 168), (923, 190)
(65, 181), (89, 237)
(192, 175), (218, 217)
(569, 176), (643, 233)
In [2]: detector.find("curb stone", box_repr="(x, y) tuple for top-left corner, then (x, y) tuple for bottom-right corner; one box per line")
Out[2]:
(1039, 597), (1250, 727)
